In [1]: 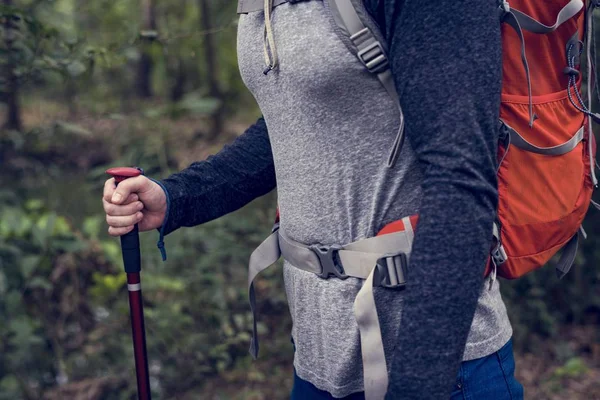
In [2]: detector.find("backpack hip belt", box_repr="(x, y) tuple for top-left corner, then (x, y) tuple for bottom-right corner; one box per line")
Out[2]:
(248, 216), (415, 400)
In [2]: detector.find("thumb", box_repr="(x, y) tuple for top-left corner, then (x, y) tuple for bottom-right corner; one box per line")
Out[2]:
(111, 176), (151, 204)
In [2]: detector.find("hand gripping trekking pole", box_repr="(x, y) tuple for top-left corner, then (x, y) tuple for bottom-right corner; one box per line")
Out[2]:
(106, 167), (151, 400)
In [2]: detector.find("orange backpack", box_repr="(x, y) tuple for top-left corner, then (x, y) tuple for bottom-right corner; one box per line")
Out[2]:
(486, 0), (599, 281)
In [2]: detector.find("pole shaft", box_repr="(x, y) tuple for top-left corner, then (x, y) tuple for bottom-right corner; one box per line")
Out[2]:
(127, 273), (151, 400)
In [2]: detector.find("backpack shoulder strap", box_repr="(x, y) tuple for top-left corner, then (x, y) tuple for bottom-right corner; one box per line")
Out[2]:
(510, 0), (584, 33)
(324, 0), (405, 167)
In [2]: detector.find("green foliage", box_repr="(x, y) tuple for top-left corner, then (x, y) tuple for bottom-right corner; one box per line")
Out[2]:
(552, 357), (590, 380)
(144, 92), (221, 119)
(0, 1), (100, 95)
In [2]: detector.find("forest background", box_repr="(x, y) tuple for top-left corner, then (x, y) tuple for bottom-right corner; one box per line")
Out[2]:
(1, 1), (599, 399)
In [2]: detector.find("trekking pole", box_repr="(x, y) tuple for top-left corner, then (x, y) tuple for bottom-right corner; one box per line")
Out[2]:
(106, 167), (152, 400)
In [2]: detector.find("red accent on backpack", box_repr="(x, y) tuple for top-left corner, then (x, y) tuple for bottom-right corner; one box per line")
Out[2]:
(377, 215), (419, 237)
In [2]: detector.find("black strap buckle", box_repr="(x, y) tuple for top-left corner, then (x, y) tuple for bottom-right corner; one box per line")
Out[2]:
(491, 244), (508, 266)
(350, 27), (389, 75)
(374, 253), (408, 289)
(498, 0), (511, 20)
(310, 244), (348, 279)
(271, 221), (280, 234)
(357, 40), (389, 74)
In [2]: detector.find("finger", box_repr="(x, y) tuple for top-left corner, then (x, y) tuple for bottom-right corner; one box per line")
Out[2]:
(108, 225), (135, 237)
(106, 212), (143, 228)
(103, 178), (116, 202)
(104, 200), (144, 217)
(111, 176), (151, 205)
(122, 193), (140, 205)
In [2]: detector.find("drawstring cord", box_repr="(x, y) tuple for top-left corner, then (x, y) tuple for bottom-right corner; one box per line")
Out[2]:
(566, 42), (592, 115)
(263, 0), (279, 74)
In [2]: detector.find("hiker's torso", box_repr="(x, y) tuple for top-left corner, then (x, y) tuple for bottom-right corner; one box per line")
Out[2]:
(237, 1), (512, 396)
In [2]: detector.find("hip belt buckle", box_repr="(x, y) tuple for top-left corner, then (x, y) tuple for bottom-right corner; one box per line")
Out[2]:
(374, 253), (408, 289)
(310, 243), (348, 279)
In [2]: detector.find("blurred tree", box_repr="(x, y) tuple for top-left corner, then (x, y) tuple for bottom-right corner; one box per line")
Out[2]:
(1, 0), (23, 131)
(198, 0), (223, 140)
(137, 0), (157, 98)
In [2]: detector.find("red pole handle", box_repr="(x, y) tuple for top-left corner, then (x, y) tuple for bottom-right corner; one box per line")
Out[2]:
(106, 167), (151, 400)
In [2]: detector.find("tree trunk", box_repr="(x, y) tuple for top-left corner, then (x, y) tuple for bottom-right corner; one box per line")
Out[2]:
(170, 57), (187, 103)
(137, 0), (157, 98)
(198, 0), (224, 140)
(3, 0), (23, 131)
(65, 78), (78, 118)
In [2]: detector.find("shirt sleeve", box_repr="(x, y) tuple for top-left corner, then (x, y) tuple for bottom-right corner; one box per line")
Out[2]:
(378, 1), (502, 398)
(158, 116), (277, 236)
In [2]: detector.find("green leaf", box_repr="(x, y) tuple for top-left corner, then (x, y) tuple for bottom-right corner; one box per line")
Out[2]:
(28, 276), (52, 291)
(25, 199), (45, 211)
(0, 376), (20, 400)
(31, 225), (48, 250)
(55, 121), (92, 137)
(101, 240), (121, 265)
(8, 317), (43, 346)
(91, 272), (127, 299)
(83, 216), (102, 239)
(51, 238), (88, 253)
(144, 275), (185, 293)
(20, 255), (41, 279)
(55, 217), (72, 236)
(0, 242), (22, 258)
(143, 106), (167, 119)
(4, 291), (23, 314)
(552, 357), (589, 379)
(178, 94), (221, 116)
(42, 212), (57, 238)
(66, 60), (86, 77)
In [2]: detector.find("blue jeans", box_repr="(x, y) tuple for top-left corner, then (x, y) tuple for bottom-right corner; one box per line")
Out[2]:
(290, 339), (524, 400)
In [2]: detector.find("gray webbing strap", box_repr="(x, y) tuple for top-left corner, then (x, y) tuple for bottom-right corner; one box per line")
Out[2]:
(492, 222), (500, 243)
(586, 3), (599, 186)
(325, 0), (405, 168)
(401, 216), (414, 245)
(555, 231), (580, 279)
(237, 0), (288, 13)
(354, 267), (387, 400)
(503, 11), (536, 127)
(501, 121), (584, 156)
(248, 226), (413, 400)
(511, 0), (584, 34)
(248, 230), (281, 358)
(338, 229), (412, 276)
(277, 230), (324, 274)
(592, 199), (600, 210)
(579, 224), (588, 240)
